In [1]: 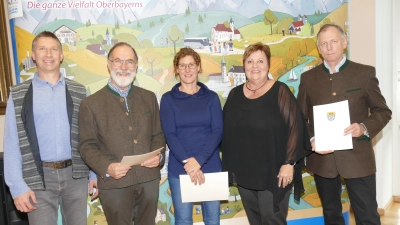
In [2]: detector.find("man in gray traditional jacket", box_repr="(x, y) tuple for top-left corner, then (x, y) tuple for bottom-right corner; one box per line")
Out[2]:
(3, 31), (96, 225)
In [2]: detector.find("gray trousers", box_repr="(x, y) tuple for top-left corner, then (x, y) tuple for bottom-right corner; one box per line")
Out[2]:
(28, 166), (88, 225)
(99, 179), (160, 225)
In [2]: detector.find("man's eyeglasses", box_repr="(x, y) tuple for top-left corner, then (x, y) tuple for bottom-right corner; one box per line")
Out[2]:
(178, 63), (197, 70)
(109, 59), (137, 68)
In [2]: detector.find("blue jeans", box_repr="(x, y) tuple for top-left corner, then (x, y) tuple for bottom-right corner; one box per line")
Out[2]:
(168, 175), (220, 225)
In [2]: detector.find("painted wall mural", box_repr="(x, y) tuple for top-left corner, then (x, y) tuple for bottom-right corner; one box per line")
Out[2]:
(9, 0), (349, 224)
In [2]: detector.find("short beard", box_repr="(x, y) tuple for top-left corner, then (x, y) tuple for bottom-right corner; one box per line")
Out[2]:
(110, 69), (136, 89)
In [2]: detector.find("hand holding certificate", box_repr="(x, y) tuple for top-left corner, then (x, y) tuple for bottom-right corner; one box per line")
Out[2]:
(313, 100), (353, 151)
(120, 147), (164, 166)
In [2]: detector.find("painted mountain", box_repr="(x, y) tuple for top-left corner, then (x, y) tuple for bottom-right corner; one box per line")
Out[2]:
(32, 7), (98, 33)
(237, 0), (270, 18)
(143, 0), (270, 19)
(140, 0), (174, 19)
(97, 8), (139, 24)
(292, 0), (327, 15)
(324, 0), (343, 12)
(90, 9), (100, 20)
(268, 0), (297, 16)
(207, 0), (240, 13)
(15, 9), (39, 33)
(169, 0), (208, 14)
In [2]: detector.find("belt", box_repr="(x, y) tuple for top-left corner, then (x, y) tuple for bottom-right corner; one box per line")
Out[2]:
(42, 159), (72, 170)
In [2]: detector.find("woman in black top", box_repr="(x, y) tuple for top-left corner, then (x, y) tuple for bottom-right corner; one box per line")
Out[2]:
(221, 42), (310, 225)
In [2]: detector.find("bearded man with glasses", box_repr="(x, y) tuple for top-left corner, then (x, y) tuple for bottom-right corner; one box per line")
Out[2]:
(78, 42), (166, 225)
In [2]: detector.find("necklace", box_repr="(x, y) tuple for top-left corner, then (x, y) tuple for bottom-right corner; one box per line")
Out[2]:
(245, 79), (268, 92)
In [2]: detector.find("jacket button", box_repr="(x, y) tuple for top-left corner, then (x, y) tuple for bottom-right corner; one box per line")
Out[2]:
(125, 112), (129, 116)
(330, 78), (332, 81)
(129, 126), (132, 131)
(134, 140), (138, 144)
(120, 98), (124, 102)
(332, 92), (337, 96)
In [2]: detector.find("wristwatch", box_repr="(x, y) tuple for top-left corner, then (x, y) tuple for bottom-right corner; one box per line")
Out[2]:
(360, 123), (369, 136)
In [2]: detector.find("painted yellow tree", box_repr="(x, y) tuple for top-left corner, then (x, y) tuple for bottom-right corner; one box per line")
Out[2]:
(168, 25), (184, 55)
(142, 48), (163, 76)
(264, 9), (278, 35)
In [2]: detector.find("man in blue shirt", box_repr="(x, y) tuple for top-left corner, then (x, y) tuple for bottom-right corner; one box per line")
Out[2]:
(3, 31), (96, 225)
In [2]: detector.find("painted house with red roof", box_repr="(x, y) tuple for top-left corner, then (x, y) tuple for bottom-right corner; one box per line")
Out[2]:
(289, 21), (304, 35)
(211, 17), (241, 42)
(289, 15), (308, 35)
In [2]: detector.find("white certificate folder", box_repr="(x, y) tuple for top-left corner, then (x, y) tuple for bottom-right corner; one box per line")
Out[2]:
(313, 100), (353, 151)
(120, 147), (164, 166)
(179, 172), (229, 203)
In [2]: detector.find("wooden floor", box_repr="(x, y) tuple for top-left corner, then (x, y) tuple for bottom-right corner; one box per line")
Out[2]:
(350, 202), (400, 225)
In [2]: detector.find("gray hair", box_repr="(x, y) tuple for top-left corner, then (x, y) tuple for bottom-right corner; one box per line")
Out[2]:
(317, 24), (346, 45)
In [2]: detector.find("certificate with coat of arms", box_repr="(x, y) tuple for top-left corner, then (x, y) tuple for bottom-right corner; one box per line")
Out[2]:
(313, 100), (353, 151)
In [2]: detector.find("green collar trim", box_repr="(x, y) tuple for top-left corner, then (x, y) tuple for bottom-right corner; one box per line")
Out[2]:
(322, 58), (350, 74)
(106, 84), (133, 97)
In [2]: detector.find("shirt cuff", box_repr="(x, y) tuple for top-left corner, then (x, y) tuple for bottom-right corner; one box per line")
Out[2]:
(89, 171), (97, 180)
(10, 183), (31, 199)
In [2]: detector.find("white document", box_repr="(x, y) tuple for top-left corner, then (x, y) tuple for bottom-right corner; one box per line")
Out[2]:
(313, 100), (353, 151)
(120, 147), (164, 166)
(179, 172), (229, 203)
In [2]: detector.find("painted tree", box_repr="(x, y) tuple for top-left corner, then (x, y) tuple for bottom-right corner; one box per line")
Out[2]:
(290, 41), (307, 56)
(264, 9), (278, 35)
(139, 39), (154, 48)
(301, 38), (317, 54)
(137, 21), (141, 28)
(229, 186), (240, 202)
(285, 49), (298, 67)
(198, 15), (203, 23)
(223, 21), (230, 28)
(95, 35), (103, 44)
(276, 17), (294, 34)
(300, 23), (312, 36)
(185, 23), (189, 33)
(142, 48), (163, 76)
(160, 17), (164, 23)
(168, 25), (184, 55)
(322, 18), (332, 26)
(311, 23), (315, 35)
(92, 30), (94, 36)
(128, 19), (131, 24)
(112, 28), (116, 36)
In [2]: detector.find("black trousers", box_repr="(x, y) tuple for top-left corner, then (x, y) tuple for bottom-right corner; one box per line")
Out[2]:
(314, 174), (381, 225)
(98, 179), (160, 225)
(238, 186), (291, 225)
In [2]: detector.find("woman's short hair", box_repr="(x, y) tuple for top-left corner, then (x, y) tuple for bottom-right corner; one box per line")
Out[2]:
(242, 42), (271, 67)
(173, 47), (203, 77)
